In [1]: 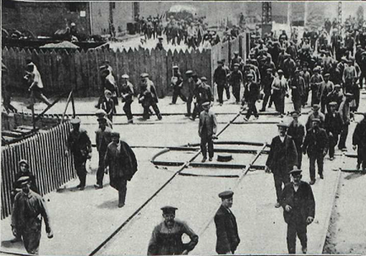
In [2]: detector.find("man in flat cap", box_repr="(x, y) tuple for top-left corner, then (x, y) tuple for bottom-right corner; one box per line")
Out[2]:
(319, 73), (334, 114)
(230, 51), (243, 71)
(65, 117), (92, 190)
(185, 70), (196, 117)
(228, 63), (243, 103)
(289, 69), (305, 113)
(271, 69), (289, 117)
(96, 89), (116, 122)
(305, 104), (325, 130)
(309, 67), (323, 107)
(266, 122), (298, 207)
(325, 102), (343, 160)
(260, 67), (275, 112)
(11, 176), (53, 254)
(302, 118), (329, 185)
(94, 117), (112, 189)
(98, 67), (118, 107)
(192, 76), (213, 121)
(287, 111), (305, 168)
(138, 73), (162, 120)
(156, 36), (164, 50)
(120, 74), (135, 124)
(214, 190), (240, 254)
(352, 113), (366, 172)
(104, 132), (137, 207)
(214, 60), (229, 105)
(242, 72), (260, 121)
(280, 169), (315, 254)
(95, 109), (113, 128)
(170, 65), (187, 105)
(148, 206), (199, 255)
(338, 93), (353, 151)
(199, 102), (217, 162)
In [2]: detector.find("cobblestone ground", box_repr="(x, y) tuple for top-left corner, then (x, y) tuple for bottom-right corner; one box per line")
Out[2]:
(1, 91), (366, 255)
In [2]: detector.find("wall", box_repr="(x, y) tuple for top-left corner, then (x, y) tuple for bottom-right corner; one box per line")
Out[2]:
(2, 1), (91, 37)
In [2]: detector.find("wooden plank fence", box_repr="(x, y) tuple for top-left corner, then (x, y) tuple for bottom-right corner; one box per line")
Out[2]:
(1, 122), (74, 219)
(2, 47), (211, 98)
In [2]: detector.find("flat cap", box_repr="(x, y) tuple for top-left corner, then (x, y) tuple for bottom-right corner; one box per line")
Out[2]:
(111, 131), (120, 137)
(247, 73), (253, 77)
(173, 65), (179, 69)
(324, 73), (330, 77)
(104, 89), (112, 96)
(95, 109), (107, 117)
(312, 118), (321, 123)
(277, 121), (289, 128)
(158, 36), (164, 39)
(234, 51), (239, 55)
(97, 117), (107, 123)
(200, 76), (207, 81)
(202, 101), (211, 107)
(328, 101), (338, 106)
(70, 117), (81, 125)
(185, 70), (193, 75)
(18, 159), (29, 167)
(17, 176), (31, 184)
(289, 168), (302, 175)
(234, 63), (240, 67)
(334, 84), (341, 88)
(362, 52), (366, 56)
(140, 73), (149, 78)
(217, 60), (223, 64)
(161, 206), (178, 214)
(121, 74), (129, 79)
(277, 69), (284, 74)
(312, 104), (320, 110)
(313, 67), (320, 72)
(218, 190), (234, 199)
(345, 92), (353, 97)
(290, 110), (300, 116)
(341, 56), (348, 62)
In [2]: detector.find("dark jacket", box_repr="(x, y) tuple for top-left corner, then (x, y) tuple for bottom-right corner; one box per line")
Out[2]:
(266, 135), (298, 174)
(199, 109), (217, 138)
(287, 121), (305, 147)
(244, 81), (260, 102)
(147, 219), (199, 255)
(67, 128), (92, 159)
(214, 205), (240, 254)
(303, 127), (329, 156)
(280, 181), (315, 224)
(95, 127), (112, 153)
(325, 112), (343, 135)
(352, 119), (366, 148)
(214, 66), (228, 85)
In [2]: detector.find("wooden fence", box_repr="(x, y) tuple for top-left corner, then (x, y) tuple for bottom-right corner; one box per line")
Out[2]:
(1, 121), (74, 219)
(1, 47), (211, 98)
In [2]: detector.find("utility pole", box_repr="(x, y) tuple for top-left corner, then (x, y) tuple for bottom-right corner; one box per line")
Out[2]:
(304, 2), (308, 27)
(262, 2), (272, 37)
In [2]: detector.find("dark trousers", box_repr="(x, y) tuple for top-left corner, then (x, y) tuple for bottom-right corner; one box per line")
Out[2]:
(29, 87), (51, 106)
(172, 86), (187, 104)
(357, 146), (366, 169)
(273, 93), (285, 114)
(261, 92), (271, 110)
(246, 100), (258, 119)
(186, 95), (193, 115)
(23, 229), (41, 255)
(74, 156), (87, 187)
(329, 134), (339, 158)
(309, 153), (324, 181)
(293, 96), (302, 113)
(217, 83), (230, 103)
(360, 71), (366, 89)
(338, 124), (349, 149)
(232, 85), (241, 102)
(302, 89), (309, 106)
(192, 103), (202, 120)
(273, 171), (290, 202)
(123, 101), (133, 120)
(96, 151), (106, 186)
(143, 103), (161, 119)
(287, 220), (307, 254)
(295, 143), (303, 168)
(118, 180), (127, 205)
(200, 135), (214, 158)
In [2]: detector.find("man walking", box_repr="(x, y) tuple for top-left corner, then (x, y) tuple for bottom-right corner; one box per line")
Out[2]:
(289, 69), (305, 113)
(171, 65), (187, 104)
(138, 73), (162, 120)
(338, 93), (353, 151)
(120, 74), (134, 124)
(199, 102), (217, 162)
(65, 118), (92, 190)
(94, 117), (112, 189)
(243, 73), (260, 121)
(214, 60), (229, 105)
(303, 119), (329, 185)
(266, 122), (298, 207)
(287, 111), (305, 168)
(104, 131), (137, 208)
(214, 191), (240, 254)
(352, 113), (366, 172)
(148, 206), (199, 255)
(325, 102), (343, 160)
(11, 176), (53, 255)
(280, 169), (315, 254)
(271, 70), (288, 116)
(185, 70), (195, 117)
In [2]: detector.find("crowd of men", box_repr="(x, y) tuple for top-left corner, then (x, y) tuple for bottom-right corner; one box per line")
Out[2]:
(6, 15), (366, 255)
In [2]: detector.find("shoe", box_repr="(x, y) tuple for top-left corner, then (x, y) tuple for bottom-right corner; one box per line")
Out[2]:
(201, 157), (207, 162)
(259, 109), (265, 112)
(10, 237), (22, 243)
(184, 114), (191, 117)
(158, 115), (162, 120)
(319, 174), (324, 179)
(26, 105), (33, 110)
(209, 157), (212, 161)
(302, 246), (307, 254)
(94, 184), (103, 189)
(118, 203), (125, 208)
(190, 117), (196, 121)
(79, 186), (85, 191)
(342, 147), (347, 152)
(169, 102), (175, 105)
(219, 103), (223, 106)
(76, 184), (82, 188)
(356, 164), (360, 170)
(330, 157), (334, 161)
(275, 202), (281, 208)
(243, 117), (249, 121)
(309, 180), (316, 185)
(253, 116), (259, 120)
(128, 119), (133, 124)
